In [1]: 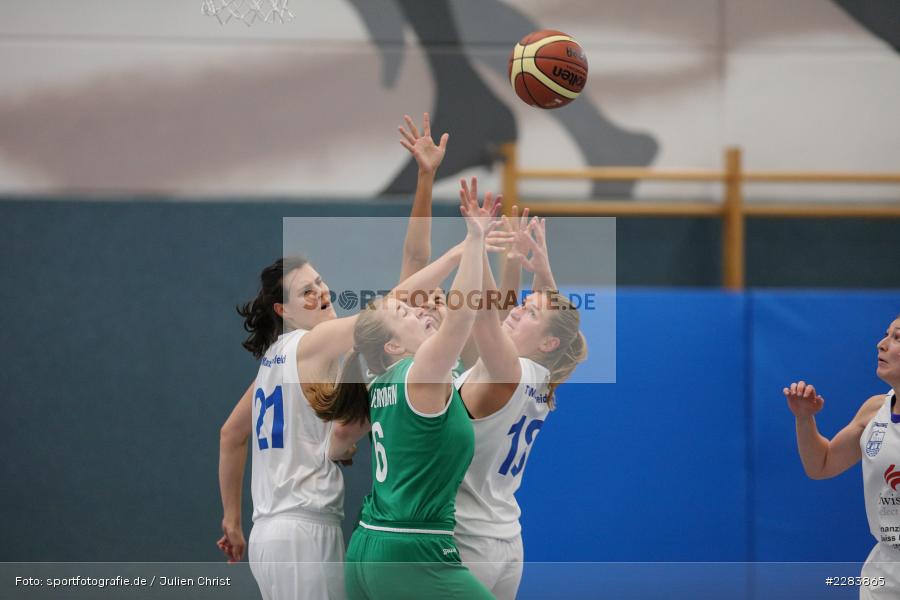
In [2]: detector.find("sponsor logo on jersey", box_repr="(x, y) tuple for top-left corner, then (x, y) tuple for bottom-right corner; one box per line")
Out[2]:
(867, 422), (889, 457)
(885, 465), (900, 491)
(879, 490), (900, 518)
(261, 354), (287, 368)
(371, 385), (398, 409)
(442, 548), (458, 556)
(526, 384), (548, 404)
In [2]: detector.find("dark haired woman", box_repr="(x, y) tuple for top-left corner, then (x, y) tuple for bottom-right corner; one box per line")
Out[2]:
(217, 254), (359, 600)
(785, 315), (900, 599)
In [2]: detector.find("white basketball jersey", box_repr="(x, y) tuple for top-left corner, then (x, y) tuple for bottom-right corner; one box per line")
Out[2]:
(454, 358), (551, 539)
(860, 390), (900, 551)
(250, 329), (344, 522)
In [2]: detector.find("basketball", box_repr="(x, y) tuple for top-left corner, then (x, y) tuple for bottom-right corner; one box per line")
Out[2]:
(508, 29), (589, 109)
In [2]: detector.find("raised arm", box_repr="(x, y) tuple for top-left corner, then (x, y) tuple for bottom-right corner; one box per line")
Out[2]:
(217, 382), (253, 563)
(396, 231), (514, 307)
(398, 112), (449, 282)
(521, 218), (558, 292)
(297, 236), (507, 377)
(785, 381), (883, 480)
(495, 205), (530, 321)
(408, 178), (496, 396)
(297, 314), (358, 363)
(458, 252), (524, 419)
(473, 251), (522, 384)
(299, 115), (449, 364)
(397, 243), (463, 304)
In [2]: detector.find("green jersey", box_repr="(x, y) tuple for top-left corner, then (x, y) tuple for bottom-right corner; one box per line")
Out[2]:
(360, 358), (474, 533)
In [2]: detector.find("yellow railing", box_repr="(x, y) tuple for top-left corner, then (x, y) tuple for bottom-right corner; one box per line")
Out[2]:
(499, 144), (900, 289)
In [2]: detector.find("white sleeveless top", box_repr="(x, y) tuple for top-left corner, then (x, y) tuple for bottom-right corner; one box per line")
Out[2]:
(860, 389), (900, 552)
(250, 329), (344, 523)
(454, 357), (551, 539)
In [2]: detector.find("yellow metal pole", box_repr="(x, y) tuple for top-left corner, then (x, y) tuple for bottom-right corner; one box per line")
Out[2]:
(500, 143), (518, 216)
(722, 147), (745, 290)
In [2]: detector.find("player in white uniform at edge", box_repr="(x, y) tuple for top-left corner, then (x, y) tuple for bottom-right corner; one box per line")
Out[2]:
(785, 314), (900, 599)
(454, 213), (587, 599)
(215, 114), (455, 600)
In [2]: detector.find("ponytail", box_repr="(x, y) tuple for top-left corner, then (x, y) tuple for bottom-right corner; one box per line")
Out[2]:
(539, 291), (589, 409)
(546, 330), (587, 409)
(312, 298), (394, 424)
(311, 349), (370, 425)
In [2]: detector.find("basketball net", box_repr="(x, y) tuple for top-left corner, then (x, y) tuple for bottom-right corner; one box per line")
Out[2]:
(201, 0), (293, 25)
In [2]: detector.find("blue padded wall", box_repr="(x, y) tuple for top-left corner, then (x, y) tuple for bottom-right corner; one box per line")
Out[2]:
(519, 290), (750, 562)
(750, 291), (900, 562)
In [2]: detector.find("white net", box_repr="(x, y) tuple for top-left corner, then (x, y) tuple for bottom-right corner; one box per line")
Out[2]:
(201, 0), (293, 25)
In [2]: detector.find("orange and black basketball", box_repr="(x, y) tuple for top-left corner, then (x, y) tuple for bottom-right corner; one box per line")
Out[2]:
(508, 29), (588, 109)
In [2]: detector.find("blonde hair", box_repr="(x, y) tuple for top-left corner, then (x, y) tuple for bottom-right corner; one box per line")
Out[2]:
(310, 298), (394, 424)
(535, 290), (588, 409)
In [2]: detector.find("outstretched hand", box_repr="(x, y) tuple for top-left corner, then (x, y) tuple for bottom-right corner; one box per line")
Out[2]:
(517, 217), (551, 276)
(784, 380), (825, 419)
(459, 177), (501, 238)
(399, 113), (449, 175)
(489, 205), (531, 262)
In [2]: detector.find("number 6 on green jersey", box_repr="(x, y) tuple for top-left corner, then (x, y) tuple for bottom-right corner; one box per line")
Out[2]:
(372, 421), (388, 482)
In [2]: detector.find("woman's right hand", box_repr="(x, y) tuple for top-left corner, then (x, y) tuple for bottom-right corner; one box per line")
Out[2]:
(784, 380), (825, 419)
(459, 176), (500, 238)
(217, 519), (246, 563)
(399, 112), (449, 175)
(494, 205), (531, 262)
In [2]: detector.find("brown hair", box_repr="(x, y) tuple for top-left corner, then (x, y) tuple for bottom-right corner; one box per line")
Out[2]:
(237, 257), (308, 359)
(311, 298), (394, 425)
(536, 290), (588, 409)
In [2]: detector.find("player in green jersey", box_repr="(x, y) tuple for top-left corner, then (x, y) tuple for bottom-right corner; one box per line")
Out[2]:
(321, 178), (499, 599)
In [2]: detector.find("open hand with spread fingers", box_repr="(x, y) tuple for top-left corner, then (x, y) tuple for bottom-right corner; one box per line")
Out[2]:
(399, 112), (449, 175)
(459, 176), (502, 238)
(495, 205), (531, 263)
(517, 217), (551, 275)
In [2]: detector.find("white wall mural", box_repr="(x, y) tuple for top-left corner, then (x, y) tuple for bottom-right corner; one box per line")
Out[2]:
(0, 0), (897, 201)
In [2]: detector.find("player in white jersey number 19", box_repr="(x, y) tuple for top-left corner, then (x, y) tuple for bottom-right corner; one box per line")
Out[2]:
(453, 211), (587, 600)
(785, 314), (900, 599)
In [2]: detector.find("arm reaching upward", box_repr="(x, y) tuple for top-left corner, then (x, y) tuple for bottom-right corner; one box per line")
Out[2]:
(408, 178), (499, 410)
(399, 112), (449, 282)
(496, 205), (531, 320)
(300, 114), (449, 366)
(474, 250), (522, 385)
(459, 250), (522, 419)
(521, 218), (557, 292)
